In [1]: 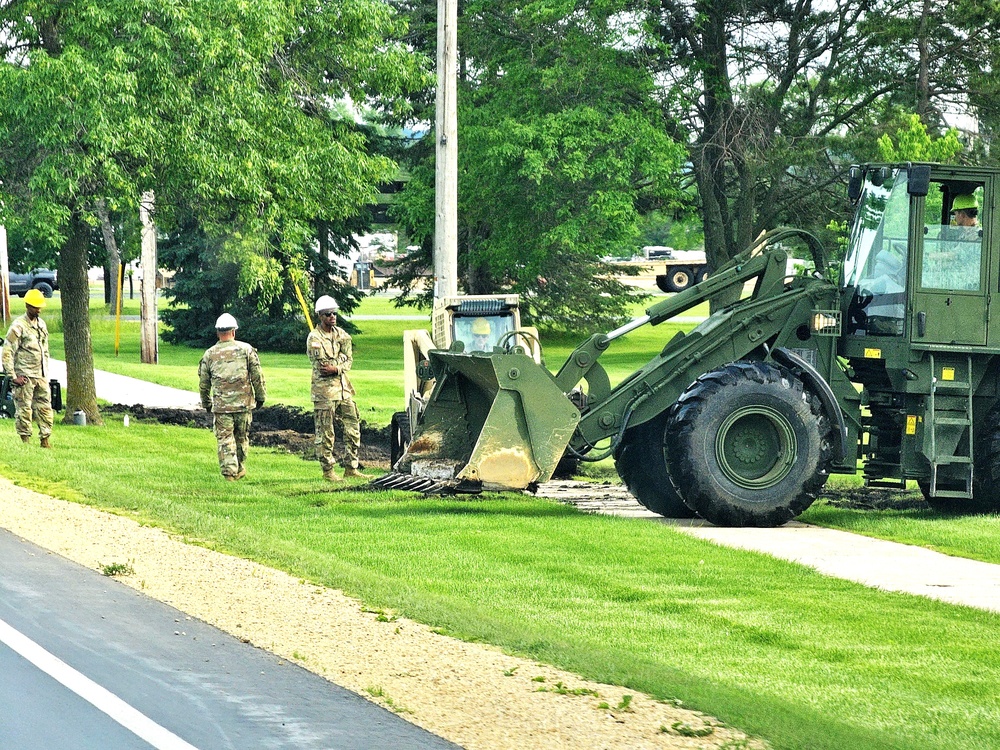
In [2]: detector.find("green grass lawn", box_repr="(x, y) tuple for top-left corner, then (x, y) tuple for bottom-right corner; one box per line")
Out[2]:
(2, 422), (1000, 750)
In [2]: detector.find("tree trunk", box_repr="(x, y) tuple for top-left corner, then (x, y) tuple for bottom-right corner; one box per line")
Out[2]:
(696, 1), (742, 312)
(97, 199), (121, 315)
(59, 211), (104, 425)
(140, 191), (158, 364)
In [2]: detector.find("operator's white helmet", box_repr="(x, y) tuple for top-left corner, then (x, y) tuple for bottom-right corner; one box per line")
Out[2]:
(215, 313), (239, 330)
(314, 295), (339, 313)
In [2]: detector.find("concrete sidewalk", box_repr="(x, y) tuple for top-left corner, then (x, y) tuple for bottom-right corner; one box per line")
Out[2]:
(48, 359), (200, 410)
(537, 481), (1000, 614)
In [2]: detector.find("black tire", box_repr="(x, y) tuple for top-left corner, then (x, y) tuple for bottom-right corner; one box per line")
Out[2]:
(974, 408), (1000, 513)
(552, 452), (580, 479)
(661, 266), (694, 292)
(33, 281), (54, 298)
(666, 361), (833, 527)
(614, 414), (697, 518)
(390, 411), (411, 468)
(695, 266), (712, 284)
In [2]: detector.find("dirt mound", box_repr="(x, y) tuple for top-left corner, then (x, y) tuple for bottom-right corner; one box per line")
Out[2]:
(102, 403), (392, 470)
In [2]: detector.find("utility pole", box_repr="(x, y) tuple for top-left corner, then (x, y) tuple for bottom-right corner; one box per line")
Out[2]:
(433, 0), (458, 300)
(139, 191), (158, 364)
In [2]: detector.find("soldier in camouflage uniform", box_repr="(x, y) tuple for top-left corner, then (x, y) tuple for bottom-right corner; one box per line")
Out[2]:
(198, 313), (266, 480)
(308, 295), (363, 482)
(3, 288), (53, 447)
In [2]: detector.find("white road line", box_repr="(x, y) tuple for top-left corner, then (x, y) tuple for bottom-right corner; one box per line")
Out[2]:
(0, 617), (200, 750)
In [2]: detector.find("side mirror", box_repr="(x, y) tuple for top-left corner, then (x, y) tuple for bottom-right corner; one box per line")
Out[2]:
(847, 167), (863, 202)
(908, 166), (931, 197)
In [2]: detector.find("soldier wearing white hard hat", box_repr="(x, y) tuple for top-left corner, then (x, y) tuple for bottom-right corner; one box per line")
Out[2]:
(198, 312), (266, 480)
(3, 288), (53, 447)
(308, 294), (363, 481)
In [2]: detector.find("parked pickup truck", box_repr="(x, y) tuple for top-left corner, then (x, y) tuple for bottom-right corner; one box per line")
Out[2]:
(8, 269), (58, 297)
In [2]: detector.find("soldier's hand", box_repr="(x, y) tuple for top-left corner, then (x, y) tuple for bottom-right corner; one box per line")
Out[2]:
(13, 375), (27, 386)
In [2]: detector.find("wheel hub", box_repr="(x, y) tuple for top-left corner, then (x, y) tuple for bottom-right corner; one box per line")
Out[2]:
(716, 406), (797, 489)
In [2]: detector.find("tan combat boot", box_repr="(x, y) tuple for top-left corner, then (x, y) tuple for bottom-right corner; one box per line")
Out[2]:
(20, 435), (30, 444)
(40, 436), (51, 449)
(343, 466), (365, 479)
(323, 468), (343, 482)
(235, 467), (247, 480)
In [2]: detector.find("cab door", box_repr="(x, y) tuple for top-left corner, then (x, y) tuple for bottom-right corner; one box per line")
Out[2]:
(911, 177), (990, 346)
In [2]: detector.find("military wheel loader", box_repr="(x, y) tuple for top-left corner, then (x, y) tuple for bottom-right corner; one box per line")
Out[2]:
(376, 163), (1000, 526)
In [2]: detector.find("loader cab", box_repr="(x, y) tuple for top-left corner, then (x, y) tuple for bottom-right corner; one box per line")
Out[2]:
(432, 295), (521, 352)
(842, 164), (994, 350)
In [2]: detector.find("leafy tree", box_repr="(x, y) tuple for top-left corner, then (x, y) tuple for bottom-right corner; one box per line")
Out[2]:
(877, 114), (963, 163)
(645, 3), (903, 276)
(0, 0), (426, 423)
(159, 211), (368, 353)
(639, 0), (998, 305)
(390, 0), (686, 332)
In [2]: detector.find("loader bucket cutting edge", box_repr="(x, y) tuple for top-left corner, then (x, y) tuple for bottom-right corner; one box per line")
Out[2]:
(397, 350), (580, 491)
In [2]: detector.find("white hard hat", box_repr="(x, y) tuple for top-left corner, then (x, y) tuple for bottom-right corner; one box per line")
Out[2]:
(314, 295), (339, 313)
(215, 313), (239, 330)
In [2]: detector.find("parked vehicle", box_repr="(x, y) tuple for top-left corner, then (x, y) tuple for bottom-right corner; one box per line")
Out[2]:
(8, 269), (58, 297)
(378, 163), (1000, 526)
(643, 247), (712, 292)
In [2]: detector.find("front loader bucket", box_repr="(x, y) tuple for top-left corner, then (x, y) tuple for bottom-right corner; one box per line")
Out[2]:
(394, 349), (580, 491)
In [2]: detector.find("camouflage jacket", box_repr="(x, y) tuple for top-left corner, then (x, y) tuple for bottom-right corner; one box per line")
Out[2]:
(307, 325), (355, 407)
(3, 314), (49, 379)
(198, 339), (266, 413)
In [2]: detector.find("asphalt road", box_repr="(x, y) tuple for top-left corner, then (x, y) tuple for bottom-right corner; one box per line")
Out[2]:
(0, 529), (459, 750)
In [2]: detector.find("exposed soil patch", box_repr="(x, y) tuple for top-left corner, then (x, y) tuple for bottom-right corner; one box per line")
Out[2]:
(102, 403), (393, 469)
(817, 485), (930, 512)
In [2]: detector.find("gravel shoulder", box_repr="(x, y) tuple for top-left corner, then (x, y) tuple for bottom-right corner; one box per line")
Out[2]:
(0, 475), (763, 750)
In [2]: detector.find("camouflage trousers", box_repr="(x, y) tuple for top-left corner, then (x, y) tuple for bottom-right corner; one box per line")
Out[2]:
(13, 377), (53, 440)
(213, 411), (251, 477)
(314, 399), (360, 473)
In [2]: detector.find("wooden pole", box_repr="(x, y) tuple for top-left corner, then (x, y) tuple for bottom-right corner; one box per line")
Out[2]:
(139, 191), (158, 364)
(433, 0), (458, 300)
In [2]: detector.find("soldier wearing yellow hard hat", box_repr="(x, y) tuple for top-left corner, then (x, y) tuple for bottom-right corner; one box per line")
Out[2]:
(469, 317), (492, 351)
(3, 288), (53, 446)
(951, 194), (979, 228)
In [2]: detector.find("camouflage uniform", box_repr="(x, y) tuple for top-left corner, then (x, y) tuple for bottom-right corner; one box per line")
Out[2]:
(199, 339), (266, 478)
(3, 313), (53, 441)
(308, 324), (360, 473)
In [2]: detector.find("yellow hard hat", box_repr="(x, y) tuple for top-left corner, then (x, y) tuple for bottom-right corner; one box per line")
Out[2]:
(952, 194), (978, 211)
(24, 288), (46, 308)
(471, 318), (491, 335)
